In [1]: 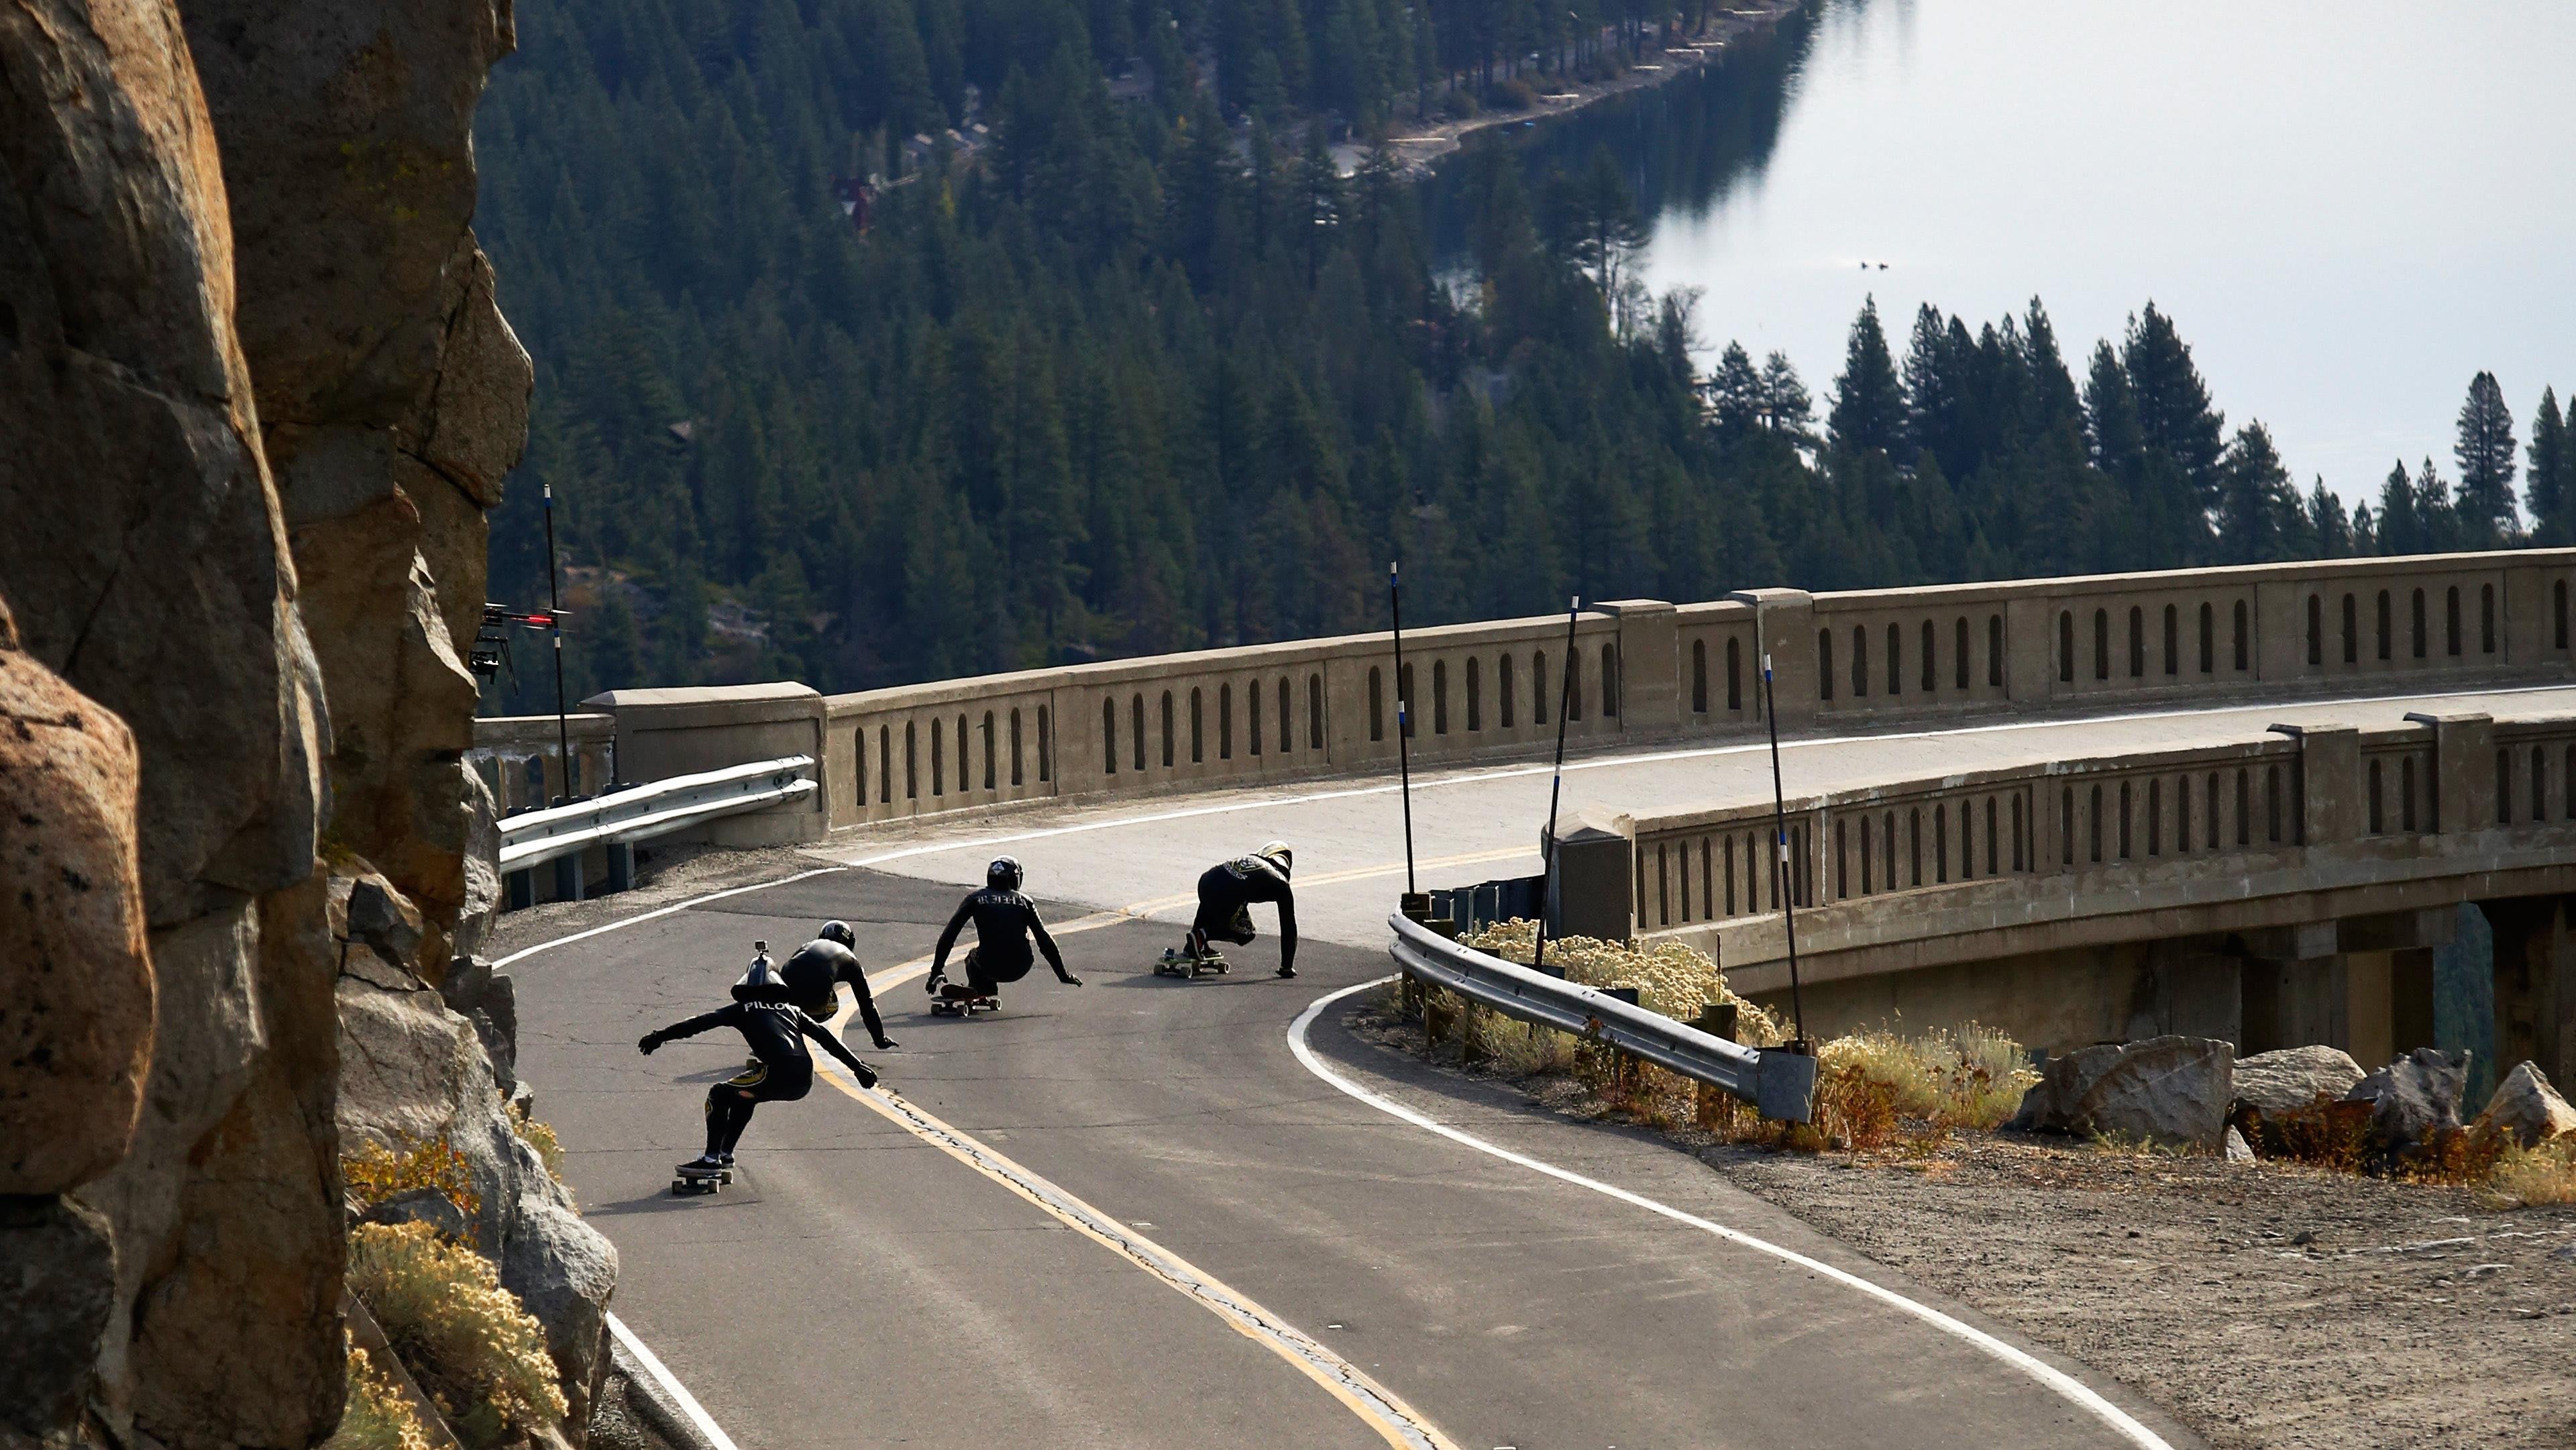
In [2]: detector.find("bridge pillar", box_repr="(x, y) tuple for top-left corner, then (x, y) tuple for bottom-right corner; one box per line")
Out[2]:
(2405, 711), (2495, 831)
(1548, 807), (1636, 944)
(1725, 589), (1815, 729)
(2237, 913), (2443, 1061)
(2484, 894), (2576, 1089)
(1595, 600), (1678, 732)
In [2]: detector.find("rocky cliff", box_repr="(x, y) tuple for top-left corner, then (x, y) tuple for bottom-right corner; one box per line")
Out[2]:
(0, 1), (556, 1444)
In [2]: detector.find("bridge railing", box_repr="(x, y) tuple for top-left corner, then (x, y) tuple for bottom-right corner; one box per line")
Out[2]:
(1604, 708), (2576, 1003)
(476, 550), (2576, 839)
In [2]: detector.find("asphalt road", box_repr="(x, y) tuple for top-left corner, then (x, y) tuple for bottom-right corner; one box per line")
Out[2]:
(512, 690), (2576, 1447)
(511, 871), (2196, 1448)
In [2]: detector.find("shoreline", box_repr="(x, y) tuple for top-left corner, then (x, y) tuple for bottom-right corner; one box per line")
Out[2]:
(1362, 0), (1803, 174)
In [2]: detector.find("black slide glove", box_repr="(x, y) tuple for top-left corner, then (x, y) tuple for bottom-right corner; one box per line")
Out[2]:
(873, 1036), (898, 1050)
(637, 1032), (662, 1055)
(924, 970), (945, 996)
(1057, 970), (1083, 986)
(854, 1061), (879, 1089)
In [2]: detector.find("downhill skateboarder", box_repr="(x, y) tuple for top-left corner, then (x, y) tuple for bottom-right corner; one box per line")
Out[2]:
(641, 949), (879, 1190)
(926, 857), (1081, 1013)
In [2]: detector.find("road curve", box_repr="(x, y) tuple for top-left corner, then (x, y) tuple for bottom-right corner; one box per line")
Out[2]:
(509, 863), (2209, 1446)
(519, 692), (2576, 1445)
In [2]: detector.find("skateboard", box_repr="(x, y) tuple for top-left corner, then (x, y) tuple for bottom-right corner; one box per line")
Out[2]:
(1155, 947), (1229, 978)
(929, 983), (1000, 1017)
(671, 1163), (734, 1196)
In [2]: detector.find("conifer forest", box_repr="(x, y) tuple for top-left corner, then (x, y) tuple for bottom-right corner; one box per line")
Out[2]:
(472, 0), (2575, 709)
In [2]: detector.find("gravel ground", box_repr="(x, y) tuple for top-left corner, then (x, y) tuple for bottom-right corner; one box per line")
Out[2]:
(1352, 1004), (2576, 1450)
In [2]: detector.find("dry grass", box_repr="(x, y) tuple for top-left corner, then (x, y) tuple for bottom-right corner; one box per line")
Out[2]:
(1459, 919), (1784, 1043)
(2487, 1136), (2576, 1205)
(508, 1101), (570, 1196)
(322, 1340), (433, 1450)
(345, 1222), (566, 1448)
(343, 1135), (480, 1222)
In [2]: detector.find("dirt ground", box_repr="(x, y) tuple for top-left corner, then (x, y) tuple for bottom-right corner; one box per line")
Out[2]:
(1353, 1006), (2576, 1450)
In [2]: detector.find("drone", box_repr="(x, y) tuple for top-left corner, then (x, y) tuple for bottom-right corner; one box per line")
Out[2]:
(469, 603), (568, 691)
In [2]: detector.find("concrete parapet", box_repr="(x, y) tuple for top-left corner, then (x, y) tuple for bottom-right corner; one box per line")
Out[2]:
(580, 684), (827, 845)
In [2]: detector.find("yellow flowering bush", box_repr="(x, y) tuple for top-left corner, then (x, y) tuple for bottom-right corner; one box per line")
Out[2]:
(345, 1222), (566, 1447)
(343, 1135), (479, 1222)
(322, 1340), (433, 1450)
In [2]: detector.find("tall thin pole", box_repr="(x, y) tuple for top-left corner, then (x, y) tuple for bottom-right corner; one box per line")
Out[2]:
(543, 480), (572, 805)
(1758, 637), (1807, 1049)
(1532, 596), (1580, 978)
(1389, 561), (1416, 894)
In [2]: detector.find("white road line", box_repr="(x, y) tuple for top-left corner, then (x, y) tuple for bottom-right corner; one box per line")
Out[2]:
(496, 866), (850, 968)
(607, 1311), (741, 1450)
(810, 1055), (1460, 1450)
(827, 680), (2576, 870)
(1285, 978), (2179, 1450)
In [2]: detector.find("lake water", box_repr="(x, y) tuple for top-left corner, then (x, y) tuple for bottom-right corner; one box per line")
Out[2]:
(1437, 0), (2576, 505)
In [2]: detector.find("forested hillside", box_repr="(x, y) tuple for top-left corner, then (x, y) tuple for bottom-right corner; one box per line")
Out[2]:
(471, 0), (2573, 711)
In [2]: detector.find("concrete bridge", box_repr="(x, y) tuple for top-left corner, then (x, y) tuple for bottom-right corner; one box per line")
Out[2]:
(478, 548), (2576, 1080)
(489, 547), (2576, 1449)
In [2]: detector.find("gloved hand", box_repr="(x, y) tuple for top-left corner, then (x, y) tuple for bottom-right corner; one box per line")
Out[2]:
(854, 1061), (879, 1090)
(637, 1031), (662, 1055)
(1057, 971), (1083, 987)
(873, 1037), (898, 1051)
(924, 970), (945, 996)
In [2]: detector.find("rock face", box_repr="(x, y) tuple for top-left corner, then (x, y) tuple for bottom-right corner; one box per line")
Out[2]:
(2010, 1036), (2234, 1149)
(339, 976), (621, 1437)
(2476, 1061), (2576, 1148)
(2231, 1045), (2367, 1117)
(0, 0), (536, 1439)
(0, 604), (153, 1197)
(2345, 1048), (2471, 1152)
(182, 0), (532, 984)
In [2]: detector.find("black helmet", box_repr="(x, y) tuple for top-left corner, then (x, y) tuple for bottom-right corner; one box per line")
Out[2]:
(987, 856), (1023, 891)
(732, 941), (789, 1003)
(817, 920), (855, 950)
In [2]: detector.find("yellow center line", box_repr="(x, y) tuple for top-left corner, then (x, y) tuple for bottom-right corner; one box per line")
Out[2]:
(812, 1050), (1457, 1449)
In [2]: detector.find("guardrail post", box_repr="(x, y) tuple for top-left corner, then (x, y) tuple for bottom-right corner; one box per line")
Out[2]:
(553, 851), (584, 903)
(606, 842), (635, 893)
(506, 868), (533, 911)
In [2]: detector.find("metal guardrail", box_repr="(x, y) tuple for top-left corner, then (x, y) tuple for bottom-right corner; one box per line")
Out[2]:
(496, 756), (818, 872)
(1387, 913), (1817, 1123)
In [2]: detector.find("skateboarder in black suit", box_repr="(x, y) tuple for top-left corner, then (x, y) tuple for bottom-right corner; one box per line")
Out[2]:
(780, 920), (897, 1049)
(926, 857), (1081, 1007)
(640, 955), (878, 1178)
(1179, 841), (1297, 978)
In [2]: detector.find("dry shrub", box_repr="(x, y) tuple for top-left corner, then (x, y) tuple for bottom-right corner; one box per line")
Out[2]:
(1460, 920), (1782, 1044)
(345, 1222), (566, 1447)
(2247, 1096), (2375, 1172)
(1815, 1023), (2038, 1139)
(508, 1102), (569, 1190)
(1478, 1015), (1576, 1077)
(2398, 1122), (2514, 1185)
(2488, 1135), (2576, 1206)
(1809, 1059), (1901, 1151)
(323, 1340), (433, 1450)
(343, 1135), (480, 1221)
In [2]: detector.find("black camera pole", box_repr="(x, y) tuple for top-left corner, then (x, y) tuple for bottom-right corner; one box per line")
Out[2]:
(1531, 596), (1581, 978)
(1389, 560), (1417, 896)
(1758, 639), (1808, 1049)
(543, 480), (572, 805)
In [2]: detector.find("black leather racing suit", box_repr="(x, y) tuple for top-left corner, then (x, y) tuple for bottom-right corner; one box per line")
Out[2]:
(1191, 856), (1297, 973)
(639, 1000), (873, 1156)
(780, 938), (893, 1048)
(930, 888), (1072, 994)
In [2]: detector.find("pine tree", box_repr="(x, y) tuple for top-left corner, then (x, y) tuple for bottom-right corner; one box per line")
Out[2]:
(2214, 421), (2298, 564)
(1760, 351), (1813, 441)
(1707, 341), (1762, 444)
(2530, 386), (2570, 546)
(2453, 370), (2518, 543)
(1828, 296), (1902, 457)
(2120, 303), (2224, 506)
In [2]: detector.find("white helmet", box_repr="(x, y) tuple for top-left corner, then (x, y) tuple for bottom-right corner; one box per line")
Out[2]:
(1254, 841), (1293, 876)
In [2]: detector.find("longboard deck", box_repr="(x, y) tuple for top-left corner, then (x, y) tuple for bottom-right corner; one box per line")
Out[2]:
(1154, 949), (1229, 978)
(671, 1167), (735, 1196)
